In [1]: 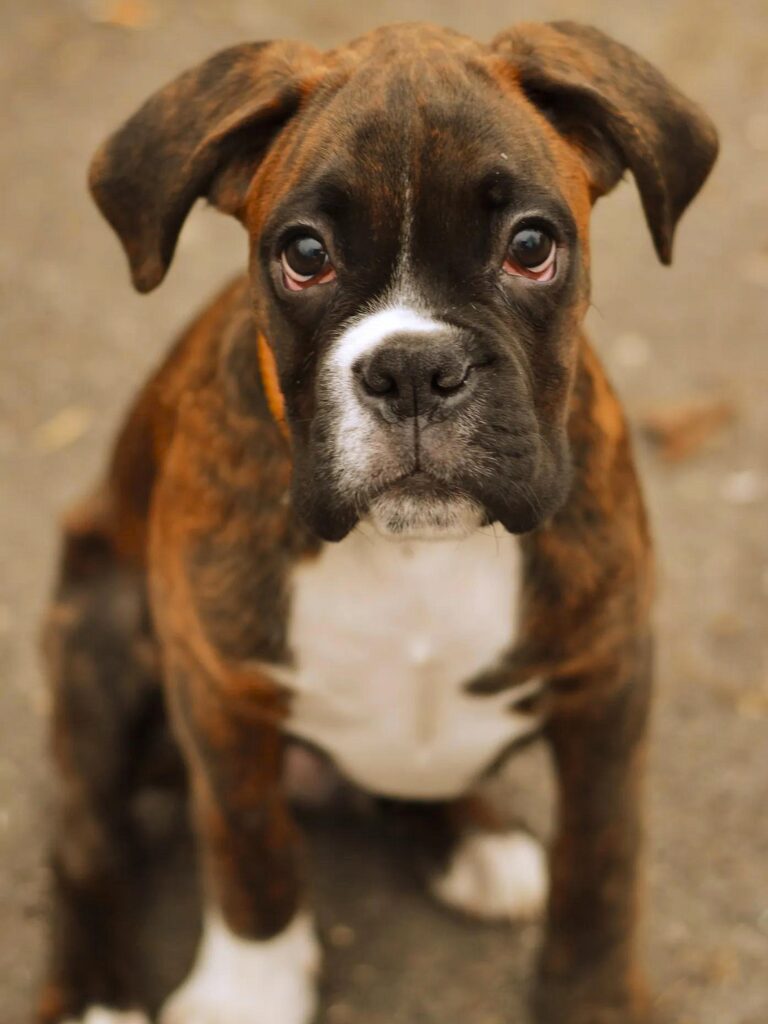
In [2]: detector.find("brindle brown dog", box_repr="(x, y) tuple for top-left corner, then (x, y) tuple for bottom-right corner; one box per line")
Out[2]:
(38, 21), (717, 1024)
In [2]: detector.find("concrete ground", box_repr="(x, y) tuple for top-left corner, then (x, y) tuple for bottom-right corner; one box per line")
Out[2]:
(1, 1), (767, 1022)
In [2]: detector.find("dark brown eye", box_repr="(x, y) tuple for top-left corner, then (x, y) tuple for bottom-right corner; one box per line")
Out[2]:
(281, 235), (335, 290)
(503, 227), (557, 281)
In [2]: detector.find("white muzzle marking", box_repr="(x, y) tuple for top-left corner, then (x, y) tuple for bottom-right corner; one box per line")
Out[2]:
(320, 302), (447, 502)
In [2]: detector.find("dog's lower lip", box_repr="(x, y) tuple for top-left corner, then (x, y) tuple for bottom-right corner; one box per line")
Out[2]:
(375, 470), (455, 500)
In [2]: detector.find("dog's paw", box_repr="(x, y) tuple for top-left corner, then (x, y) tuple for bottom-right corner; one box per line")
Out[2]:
(430, 829), (548, 921)
(160, 911), (320, 1024)
(62, 1010), (150, 1024)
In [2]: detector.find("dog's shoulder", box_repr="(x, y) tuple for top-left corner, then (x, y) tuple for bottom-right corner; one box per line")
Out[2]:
(96, 275), (269, 564)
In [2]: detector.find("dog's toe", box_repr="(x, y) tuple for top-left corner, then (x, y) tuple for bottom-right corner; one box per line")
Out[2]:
(160, 911), (319, 1024)
(62, 1009), (150, 1024)
(430, 829), (548, 921)
(161, 978), (316, 1024)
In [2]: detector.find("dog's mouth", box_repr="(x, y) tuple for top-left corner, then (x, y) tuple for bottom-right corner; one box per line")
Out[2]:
(362, 471), (486, 540)
(372, 469), (454, 500)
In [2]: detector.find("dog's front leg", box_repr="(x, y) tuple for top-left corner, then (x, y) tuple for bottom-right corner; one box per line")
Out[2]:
(160, 654), (319, 1024)
(532, 639), (653, 1024)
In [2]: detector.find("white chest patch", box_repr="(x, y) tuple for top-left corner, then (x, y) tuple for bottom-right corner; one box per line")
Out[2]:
(279, 525), (540, 799)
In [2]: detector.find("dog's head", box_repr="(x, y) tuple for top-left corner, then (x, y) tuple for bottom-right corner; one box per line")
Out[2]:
(90, 22), (717, 542)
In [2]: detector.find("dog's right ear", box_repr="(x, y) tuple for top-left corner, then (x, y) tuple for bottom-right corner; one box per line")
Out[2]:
(89, 41), (322, 292)
(492, 22), (718, 265)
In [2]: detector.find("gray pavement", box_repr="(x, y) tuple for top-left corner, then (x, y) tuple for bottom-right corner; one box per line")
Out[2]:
(1, 1), (767, 1022)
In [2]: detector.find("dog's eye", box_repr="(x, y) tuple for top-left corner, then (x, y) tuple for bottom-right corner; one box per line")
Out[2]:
(503, 228), (557, 282)
(281, 235), (336, 291)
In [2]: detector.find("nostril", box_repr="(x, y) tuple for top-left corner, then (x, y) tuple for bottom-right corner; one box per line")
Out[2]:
(362, 369), (398, 398)
(431, 364), (471, 397)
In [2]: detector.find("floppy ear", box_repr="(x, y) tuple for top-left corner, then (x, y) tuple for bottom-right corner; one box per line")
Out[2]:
(89, 40), (322, 292)
(492, 21), (718, 263)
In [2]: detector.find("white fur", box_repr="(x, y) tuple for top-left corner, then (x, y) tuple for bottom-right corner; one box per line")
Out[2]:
(396, 172), (415, 287)
(280, 525), (541, 799)
(63, 1010), (149, 1024)
(331, 305), (443, 372)
(367, 491), (484, 540)
(319, 303), (447, 495)
(160, 911), (319, 1024)
(431, 830), (548, 920)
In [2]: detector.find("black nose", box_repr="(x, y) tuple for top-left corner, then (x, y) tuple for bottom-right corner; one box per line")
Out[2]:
(355, 336), (473, 420)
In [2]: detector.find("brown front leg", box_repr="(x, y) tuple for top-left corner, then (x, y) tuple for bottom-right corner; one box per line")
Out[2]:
(533, 639), (653, 1024)
(160, 654), (320, 1024)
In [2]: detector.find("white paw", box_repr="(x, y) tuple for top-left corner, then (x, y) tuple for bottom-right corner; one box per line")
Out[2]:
(431, 830), (548, 921)
(160, 911), (320, 1024)
(63, 1009), (150, 1024)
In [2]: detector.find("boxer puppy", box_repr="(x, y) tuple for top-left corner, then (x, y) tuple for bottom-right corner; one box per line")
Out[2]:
(38, 21), (717, 1024)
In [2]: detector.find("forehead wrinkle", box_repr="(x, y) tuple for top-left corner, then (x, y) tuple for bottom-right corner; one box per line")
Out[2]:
(247, 72), (355, 233)
(256, 44), (587, 302)
(338, 67), (507, 296)
(276, 54), (509, 214)
(482, 61), (594, 250)
(404, 89), (578, 257)
(266, 172), (353, 224)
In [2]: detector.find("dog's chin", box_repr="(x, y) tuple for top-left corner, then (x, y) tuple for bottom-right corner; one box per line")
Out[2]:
(299, 460), (571, 543)
(364, 490), (486, 541)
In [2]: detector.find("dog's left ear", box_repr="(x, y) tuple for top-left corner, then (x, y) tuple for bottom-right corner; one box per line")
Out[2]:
(493, 21), (718, 263)
(89, 40), (322, 292)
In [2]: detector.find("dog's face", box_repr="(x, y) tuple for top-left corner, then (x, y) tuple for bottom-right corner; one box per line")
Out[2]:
(248, 40), (592, 541)
(90, 22), (717, 542)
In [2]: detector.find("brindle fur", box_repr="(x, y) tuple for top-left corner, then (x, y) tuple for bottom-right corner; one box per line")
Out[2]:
(39, 21), (717, 1024)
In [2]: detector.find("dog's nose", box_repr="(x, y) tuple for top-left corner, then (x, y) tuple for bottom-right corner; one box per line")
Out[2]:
(354, 337), (472, 420)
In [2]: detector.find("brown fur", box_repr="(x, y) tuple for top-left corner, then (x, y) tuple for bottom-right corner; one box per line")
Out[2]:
(39, 20), (717, 1024)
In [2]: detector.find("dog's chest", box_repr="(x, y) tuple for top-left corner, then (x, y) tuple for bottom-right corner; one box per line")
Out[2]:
(281, 528), (538, 799)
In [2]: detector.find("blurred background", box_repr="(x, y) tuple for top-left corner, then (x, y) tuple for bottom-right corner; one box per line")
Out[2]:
(1, 1), (766, 1022)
